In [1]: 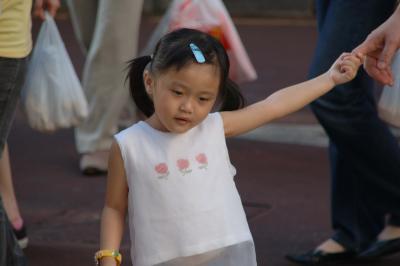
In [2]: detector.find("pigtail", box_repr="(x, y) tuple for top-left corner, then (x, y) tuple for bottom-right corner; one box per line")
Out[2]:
(126, 55), (154, 117)
(219, 78), (245, 111)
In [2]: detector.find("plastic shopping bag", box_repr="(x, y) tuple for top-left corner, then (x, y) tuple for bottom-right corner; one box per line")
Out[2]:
(143, 0), (257, 83)
(21, 12), (88, 132)
(378, 50), (400, 127)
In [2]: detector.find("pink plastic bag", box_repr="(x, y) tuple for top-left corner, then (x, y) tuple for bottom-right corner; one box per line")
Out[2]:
(143, 0), (257, 83)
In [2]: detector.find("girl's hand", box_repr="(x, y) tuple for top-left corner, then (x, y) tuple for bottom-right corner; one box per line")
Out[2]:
(328, 52), (363, 85)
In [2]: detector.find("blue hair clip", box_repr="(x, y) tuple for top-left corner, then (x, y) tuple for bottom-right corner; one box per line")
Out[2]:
(189, 43), (205, 63)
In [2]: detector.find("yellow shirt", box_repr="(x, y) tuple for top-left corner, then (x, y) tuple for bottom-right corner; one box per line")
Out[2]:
(0, 0), (32, 58)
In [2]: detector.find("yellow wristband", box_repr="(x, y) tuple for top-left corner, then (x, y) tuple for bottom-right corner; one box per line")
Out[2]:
(94, 250), (122, 266)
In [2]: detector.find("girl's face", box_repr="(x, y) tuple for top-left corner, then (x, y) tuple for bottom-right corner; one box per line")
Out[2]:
(144, 62), (220, 133)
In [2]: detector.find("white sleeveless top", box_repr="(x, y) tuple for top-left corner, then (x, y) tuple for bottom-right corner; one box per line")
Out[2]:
(115, 113), (257, 266)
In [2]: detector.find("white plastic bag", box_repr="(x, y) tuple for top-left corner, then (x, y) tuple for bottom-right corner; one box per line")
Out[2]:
(378, 50), (400, 127)
(21, 12), (88, 132)
(143, 0), (257, 83)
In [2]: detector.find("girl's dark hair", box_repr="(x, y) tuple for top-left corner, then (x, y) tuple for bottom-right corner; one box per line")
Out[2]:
(126, 28), (245, 117)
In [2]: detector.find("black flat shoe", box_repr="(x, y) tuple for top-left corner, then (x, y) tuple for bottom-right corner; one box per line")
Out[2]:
(285, 249), (357, 265)
(358, 237), (400, 260)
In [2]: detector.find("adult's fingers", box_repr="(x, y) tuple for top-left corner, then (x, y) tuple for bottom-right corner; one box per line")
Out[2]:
(33, 0), (45, 20)
(33, 0), (60, 19)
(46, 0), (60, 17)
(353, 35), (382, 56)
(364, 56), (394, 85)
(47, 6), (57, 17)
(378, 39), (397, 70)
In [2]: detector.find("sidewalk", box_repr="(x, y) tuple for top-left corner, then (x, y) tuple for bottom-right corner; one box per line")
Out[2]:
(8, 15), (400, 266)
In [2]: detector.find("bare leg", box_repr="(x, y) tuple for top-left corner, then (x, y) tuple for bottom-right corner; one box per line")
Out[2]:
(0, 143), (23, 229)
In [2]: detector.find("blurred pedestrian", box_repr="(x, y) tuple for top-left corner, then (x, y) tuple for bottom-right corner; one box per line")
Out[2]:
(286, 1), (400, 265)
(96, 28), (361, 266)
(0, 0), (59, 264)
(66, 0), (144, 176)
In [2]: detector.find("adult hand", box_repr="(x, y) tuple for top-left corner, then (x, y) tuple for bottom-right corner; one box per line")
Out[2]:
(33, 0), (60, 20)
(353, 7), (400, 86)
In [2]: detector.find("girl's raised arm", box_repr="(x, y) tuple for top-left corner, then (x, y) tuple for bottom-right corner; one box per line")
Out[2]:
(98, 140), (129, 266)
(221, 52), (362, 137)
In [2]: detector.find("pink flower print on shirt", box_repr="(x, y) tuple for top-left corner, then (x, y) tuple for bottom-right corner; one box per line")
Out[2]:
(177, 159), (192, 175)
(155, 163), (169, 179)
(196, 153), (208, 169)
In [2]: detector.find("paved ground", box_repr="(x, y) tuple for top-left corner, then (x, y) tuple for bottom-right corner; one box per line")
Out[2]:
(7, 13), (400, 266)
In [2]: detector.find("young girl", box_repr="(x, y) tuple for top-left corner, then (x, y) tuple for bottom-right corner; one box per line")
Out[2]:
(96, 28), (362, 266)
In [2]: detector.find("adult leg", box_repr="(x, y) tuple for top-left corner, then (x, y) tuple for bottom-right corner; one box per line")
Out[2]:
(286, 2), (400, 264)
(0, 57), (27, 156)
(0, 56), (28, 262)
(0, 145), (20, 223)
(70, 0), (143, 174)
(65, 0), (98, 55)
(0, 144), (28, 249)
(310, 0), (399, 251)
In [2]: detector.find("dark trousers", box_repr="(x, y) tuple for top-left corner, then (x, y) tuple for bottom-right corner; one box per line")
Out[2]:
(0, 57), (28, 265)
(310, 0), (400, 251)
(0, 57), (27, 156)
